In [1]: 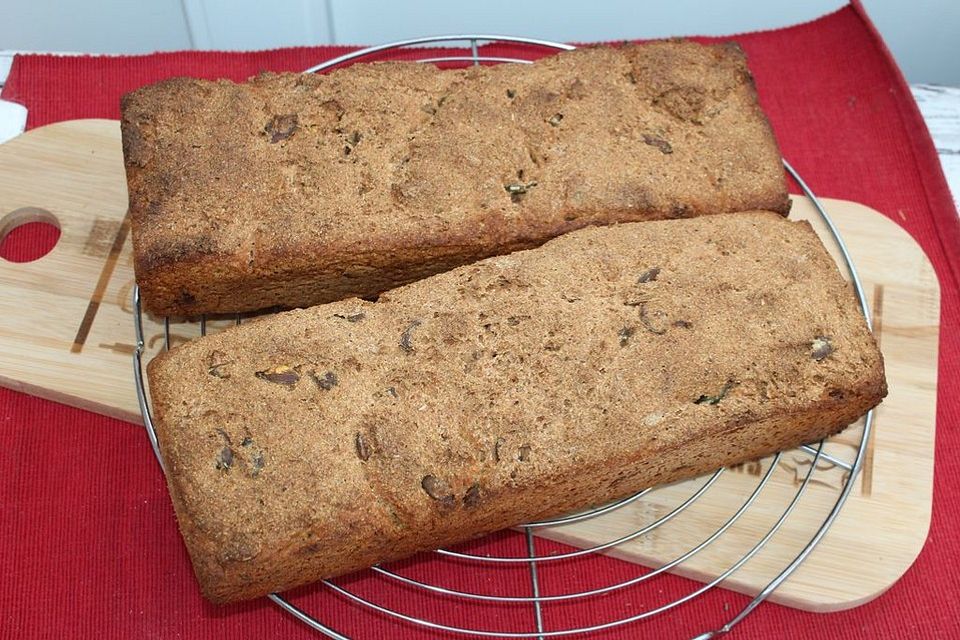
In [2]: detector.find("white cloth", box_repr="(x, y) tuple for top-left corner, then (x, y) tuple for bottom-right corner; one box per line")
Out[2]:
(0, 99), (27, 145)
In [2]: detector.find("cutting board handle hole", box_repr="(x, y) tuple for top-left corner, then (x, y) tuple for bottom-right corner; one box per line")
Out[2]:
(0, 207), (60, 263)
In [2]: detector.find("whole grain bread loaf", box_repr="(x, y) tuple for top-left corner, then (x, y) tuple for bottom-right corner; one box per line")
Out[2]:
(123, 41), (790, 316)
(147, 212), (885, 603)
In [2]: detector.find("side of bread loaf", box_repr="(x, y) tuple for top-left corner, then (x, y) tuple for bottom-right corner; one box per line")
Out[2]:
(123, 41), (790, 316)
(147, 212), (885, 603)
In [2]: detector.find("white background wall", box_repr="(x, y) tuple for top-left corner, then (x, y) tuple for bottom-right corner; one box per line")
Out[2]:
(1, 0), (958, 85)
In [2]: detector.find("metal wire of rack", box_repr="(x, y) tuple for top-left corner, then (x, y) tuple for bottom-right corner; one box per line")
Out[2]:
(132, 35), (876, 640)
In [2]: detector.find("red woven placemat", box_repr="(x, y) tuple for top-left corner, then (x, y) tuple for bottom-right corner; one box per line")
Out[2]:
(2, 2), (957, 638)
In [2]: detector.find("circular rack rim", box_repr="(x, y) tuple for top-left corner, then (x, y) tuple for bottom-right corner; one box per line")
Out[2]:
(132, 33), (876, 640)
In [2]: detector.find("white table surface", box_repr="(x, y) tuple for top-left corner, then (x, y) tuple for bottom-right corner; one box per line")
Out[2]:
(912, 85), (960, 212)
(0, 51), (957, 214)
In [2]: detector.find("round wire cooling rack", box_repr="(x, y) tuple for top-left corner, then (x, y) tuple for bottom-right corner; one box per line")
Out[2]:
(133, 35), (877, 640)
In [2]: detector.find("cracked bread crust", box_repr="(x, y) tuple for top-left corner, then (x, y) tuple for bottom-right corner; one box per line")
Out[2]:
(122, 41), (790, 316)
(147, 212), (885, 603)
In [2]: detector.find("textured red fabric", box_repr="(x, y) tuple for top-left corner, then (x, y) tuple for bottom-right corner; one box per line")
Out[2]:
(0, 221), (60, 262)
(2, 2), (958, 638)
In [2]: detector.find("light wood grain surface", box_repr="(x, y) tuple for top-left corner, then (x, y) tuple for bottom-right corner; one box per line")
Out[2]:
(0, 119), (939, 612)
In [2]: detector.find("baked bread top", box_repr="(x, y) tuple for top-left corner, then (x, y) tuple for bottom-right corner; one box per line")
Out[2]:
(122, 41), (790, 315)
(147, 212), (884, 602)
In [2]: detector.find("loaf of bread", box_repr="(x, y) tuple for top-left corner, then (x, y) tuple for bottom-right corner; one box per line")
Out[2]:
(122, 41), (790, 316)
(147, 211), (885, 603)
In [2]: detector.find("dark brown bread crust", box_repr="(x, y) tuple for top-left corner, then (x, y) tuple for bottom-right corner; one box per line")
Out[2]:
(123, 41), (790, 316)
(147, 212), (884, 603)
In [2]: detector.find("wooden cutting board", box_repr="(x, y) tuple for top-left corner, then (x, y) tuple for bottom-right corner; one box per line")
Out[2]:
(0, 119), (938, 612)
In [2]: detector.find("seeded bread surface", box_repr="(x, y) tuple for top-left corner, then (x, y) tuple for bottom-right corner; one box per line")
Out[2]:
(147, 212), (885, 603)
(123, 41), (790, 316)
